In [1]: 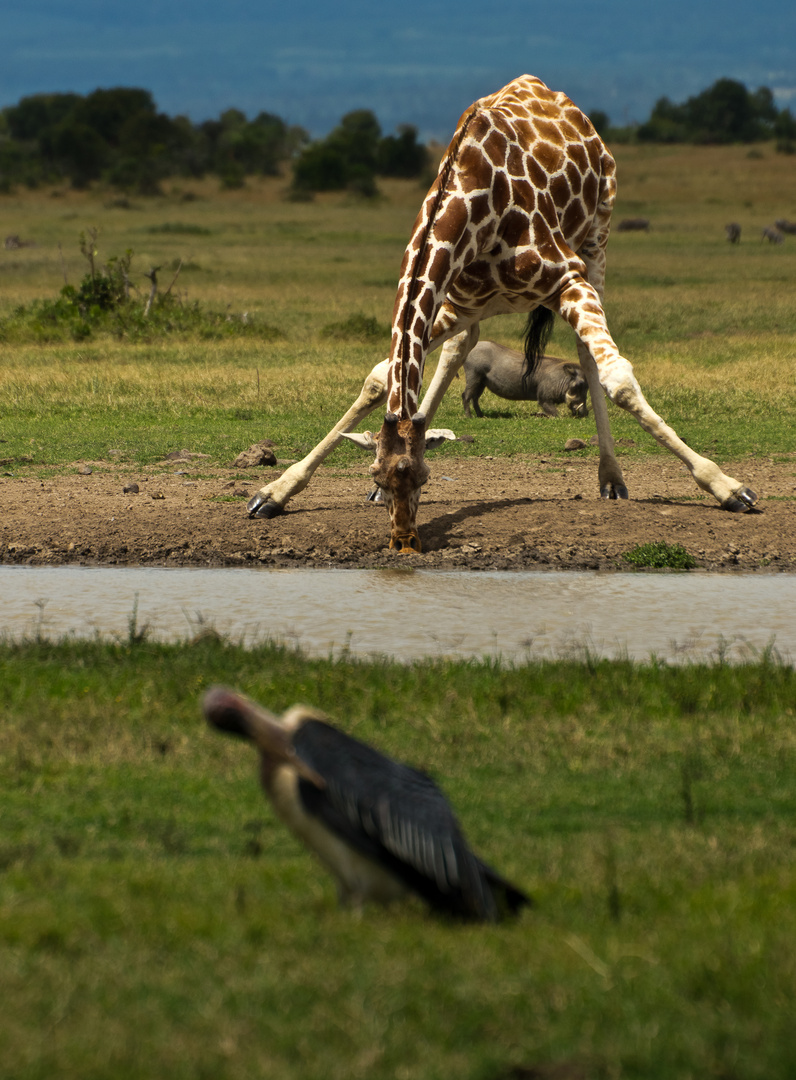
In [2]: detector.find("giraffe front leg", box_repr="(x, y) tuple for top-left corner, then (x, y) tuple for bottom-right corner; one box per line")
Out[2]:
(575, 339), (628, 500)
(606, 366), (758, 511)
(419, 323), (480, 423)
(558, 279), (758, 512)
(247, 359), (389, 518)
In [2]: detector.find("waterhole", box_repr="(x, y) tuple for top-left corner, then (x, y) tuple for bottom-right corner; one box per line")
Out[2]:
(1, 565), (793, 664)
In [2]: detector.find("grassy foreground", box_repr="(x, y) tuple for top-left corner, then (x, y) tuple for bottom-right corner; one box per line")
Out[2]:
(2, 637), (796, 1079)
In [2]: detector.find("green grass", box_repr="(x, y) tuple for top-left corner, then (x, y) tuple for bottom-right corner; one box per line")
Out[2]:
(1, 637), (796, 1078)
(0, 151), (794, 480)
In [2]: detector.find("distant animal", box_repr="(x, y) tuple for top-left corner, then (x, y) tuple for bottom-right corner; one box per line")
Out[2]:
(204, 686), (531, 921)
(775, 219), (796, 235)
(461, 340), (589, 419)
(762, 226), (784, 244)
(616, 217), (650, 232)
(725, 223), (741, 243)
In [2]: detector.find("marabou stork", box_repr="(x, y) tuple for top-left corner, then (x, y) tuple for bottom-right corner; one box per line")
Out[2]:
(204, 686), (530, 921)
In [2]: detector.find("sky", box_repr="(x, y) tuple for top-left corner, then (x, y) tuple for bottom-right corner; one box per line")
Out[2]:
(2, 0), (795, 140)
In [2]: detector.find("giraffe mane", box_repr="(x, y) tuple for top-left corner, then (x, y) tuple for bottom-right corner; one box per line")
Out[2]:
(397, 104), (480, 415)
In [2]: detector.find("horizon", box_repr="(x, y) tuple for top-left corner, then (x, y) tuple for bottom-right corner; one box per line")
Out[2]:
(3, 2), (795, 141)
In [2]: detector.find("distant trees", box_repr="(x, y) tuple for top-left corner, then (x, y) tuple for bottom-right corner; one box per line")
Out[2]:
(636, 78), (796, 150)
(0, 88), (427, 196)
(291, 109), (428, 196)
(0, 87), (308, 192)
(1, 77), (793, 196)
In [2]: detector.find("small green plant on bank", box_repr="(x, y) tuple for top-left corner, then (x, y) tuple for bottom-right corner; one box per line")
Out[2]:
(0, 230), (282, 344)
(622, 540), (698, 569)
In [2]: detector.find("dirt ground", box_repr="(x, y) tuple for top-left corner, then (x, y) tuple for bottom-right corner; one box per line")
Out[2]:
(2, 448), (795, 573)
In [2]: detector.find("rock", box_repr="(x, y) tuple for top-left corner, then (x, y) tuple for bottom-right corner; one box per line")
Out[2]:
(232, 442), (278, 468)
(564, 438), (587, 451)
(77, 464), (93, 475)
(123, 482), (139, 494)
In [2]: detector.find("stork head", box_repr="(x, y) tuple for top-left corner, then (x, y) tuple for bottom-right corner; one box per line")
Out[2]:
(203, 686), (324, 787)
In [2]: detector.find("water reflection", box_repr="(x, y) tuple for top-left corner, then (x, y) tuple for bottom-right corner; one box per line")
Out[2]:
(0, 565), (793, 665)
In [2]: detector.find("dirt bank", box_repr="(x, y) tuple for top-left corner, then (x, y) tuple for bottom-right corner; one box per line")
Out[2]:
(2, 451), (794, 572)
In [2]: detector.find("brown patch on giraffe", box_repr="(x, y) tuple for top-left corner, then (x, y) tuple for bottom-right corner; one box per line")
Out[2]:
(549, 174), (573, 210)
(457, 142), (490, 181)
(535, 120), (565, 146)
(565, 142), (589, 173)
(483, 129), (509, 168)
(415, 284), (436, 321)
(565, 161), (583, 195)
(533, 140), (562, 175)
(502, 249), (544, 289)
(428, 247), (452, 286)
(491, 170), (512, 216)
(510, 178), (535, 210)
(526, 157), (550, 191)
(506, 144), (527, 178)
(565, 106), (593, 136)
(469, 191), (492, 225)
(562, 200), (588, 240)
(499, 209), (532, 249)
(433, 197), (469, 244)
(581, 172), (599, 209)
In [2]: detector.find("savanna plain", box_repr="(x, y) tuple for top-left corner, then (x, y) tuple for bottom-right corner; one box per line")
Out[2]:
(1, 143), (796, 1079)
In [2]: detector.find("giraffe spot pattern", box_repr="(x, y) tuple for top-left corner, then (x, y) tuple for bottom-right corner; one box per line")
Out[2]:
(385, 74), (618, 418)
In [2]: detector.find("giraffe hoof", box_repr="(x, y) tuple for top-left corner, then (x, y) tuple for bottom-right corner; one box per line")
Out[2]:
(723, 487), (759, 513)
(600, 482), (629, 500)
(247, 493), (284, 519)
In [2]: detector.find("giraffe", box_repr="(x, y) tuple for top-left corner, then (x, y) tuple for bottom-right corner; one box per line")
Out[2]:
(247, 75), (757, 550)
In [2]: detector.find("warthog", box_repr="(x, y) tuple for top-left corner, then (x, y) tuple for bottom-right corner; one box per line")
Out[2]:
(616, 217), (650, 232)
(762, 226), (784, 244)
(462, 340), (589, 419)
(725, 223), (741, 243)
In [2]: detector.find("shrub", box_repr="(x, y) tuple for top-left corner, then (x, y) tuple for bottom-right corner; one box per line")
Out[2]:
(622, 541), (698, 570)
(0, 233), (282, 344)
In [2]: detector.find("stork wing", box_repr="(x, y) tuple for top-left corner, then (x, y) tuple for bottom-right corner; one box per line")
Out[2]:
(292, 719), (528, 921)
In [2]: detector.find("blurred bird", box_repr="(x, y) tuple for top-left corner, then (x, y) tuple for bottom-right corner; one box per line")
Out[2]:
(204, 686), (530, 921)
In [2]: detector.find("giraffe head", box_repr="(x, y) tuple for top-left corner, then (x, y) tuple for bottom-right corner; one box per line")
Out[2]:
(344, 413), (430, 552)
(372, 413), (430, 552)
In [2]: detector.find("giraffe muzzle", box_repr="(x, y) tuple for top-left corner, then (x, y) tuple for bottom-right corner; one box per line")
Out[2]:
(390, 532), (422, 554)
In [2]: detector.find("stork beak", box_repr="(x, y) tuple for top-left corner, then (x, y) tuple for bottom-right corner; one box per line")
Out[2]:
(203, 686), (325, 788)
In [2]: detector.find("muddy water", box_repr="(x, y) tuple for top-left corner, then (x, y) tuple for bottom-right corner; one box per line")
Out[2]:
(1, 565), (793, 664)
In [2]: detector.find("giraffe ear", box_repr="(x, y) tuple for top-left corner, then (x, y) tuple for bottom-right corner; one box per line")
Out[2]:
(425, 428), (456, 451)
(341, 430), (378, 453)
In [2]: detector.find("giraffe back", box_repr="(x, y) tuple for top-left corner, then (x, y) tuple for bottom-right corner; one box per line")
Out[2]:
(387, 75), (617, 419)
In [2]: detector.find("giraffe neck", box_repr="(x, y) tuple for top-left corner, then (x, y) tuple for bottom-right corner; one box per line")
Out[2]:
(387, 107), (478, 419)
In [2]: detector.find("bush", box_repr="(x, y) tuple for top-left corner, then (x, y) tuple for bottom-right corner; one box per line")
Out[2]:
(0, 233), (282, 344)
(622, 541), (698, 570)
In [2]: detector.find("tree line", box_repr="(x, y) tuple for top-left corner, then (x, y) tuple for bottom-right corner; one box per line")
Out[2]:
(0, 86), (430, 195)
(602, 77), (796, 150)
(1, 78), (793, 196)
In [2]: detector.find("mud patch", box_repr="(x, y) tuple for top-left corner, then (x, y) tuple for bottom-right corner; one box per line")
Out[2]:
(1, 453), (794, 572)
